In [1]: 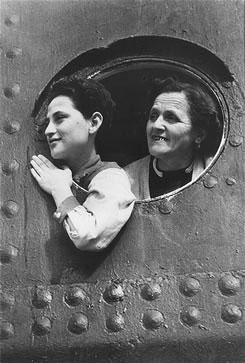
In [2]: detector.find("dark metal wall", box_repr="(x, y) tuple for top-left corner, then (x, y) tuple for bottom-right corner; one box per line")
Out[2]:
(1, 1), (244, 362)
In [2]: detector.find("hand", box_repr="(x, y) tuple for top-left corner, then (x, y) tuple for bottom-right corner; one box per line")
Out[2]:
(30, 155), (72, 196)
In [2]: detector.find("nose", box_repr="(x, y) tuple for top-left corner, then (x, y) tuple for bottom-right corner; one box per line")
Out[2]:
(44, 120), (55, 138)
(154, 115), (166, 130)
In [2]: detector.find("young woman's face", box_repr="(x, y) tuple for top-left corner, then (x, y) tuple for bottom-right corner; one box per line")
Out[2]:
(146, 91), (198, 165)
(45, 96), (90, 162)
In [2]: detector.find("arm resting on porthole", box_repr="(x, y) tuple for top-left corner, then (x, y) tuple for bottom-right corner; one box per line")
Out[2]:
(55, 168), (136, 251)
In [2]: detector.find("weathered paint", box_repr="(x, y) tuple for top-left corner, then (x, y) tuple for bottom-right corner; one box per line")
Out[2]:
(0, 0), (244, 362)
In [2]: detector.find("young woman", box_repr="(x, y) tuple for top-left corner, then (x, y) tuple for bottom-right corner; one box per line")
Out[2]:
(31, 76), (135, 251)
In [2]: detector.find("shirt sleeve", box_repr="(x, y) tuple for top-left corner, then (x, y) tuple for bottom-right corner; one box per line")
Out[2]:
(56, 168), (135, 251)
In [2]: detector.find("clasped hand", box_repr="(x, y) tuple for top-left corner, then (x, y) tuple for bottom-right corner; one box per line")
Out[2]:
(30, 154), (72, 196)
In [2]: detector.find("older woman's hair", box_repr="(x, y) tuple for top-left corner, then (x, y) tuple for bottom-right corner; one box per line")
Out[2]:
(147, 77), (222, 157)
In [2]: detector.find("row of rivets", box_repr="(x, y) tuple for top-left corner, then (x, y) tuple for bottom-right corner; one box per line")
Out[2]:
(29, 303), (245, 333)
(1, 302), (242, 340)
(27, 275), (244, 311)
(2, 17), (21, 273)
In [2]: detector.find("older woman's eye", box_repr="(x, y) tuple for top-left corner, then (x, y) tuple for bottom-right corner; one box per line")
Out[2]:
(164, 111), (179, 123)
(149, 111), (158, 121)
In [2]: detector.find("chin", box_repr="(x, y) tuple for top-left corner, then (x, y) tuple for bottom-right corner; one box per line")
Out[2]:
(149, 146), (169, 159)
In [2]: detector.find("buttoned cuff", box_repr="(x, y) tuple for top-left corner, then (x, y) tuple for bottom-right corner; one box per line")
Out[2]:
(53, 196), (80, 224)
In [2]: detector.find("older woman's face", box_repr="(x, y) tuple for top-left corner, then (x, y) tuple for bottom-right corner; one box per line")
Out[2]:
(146, 91), (198, 165)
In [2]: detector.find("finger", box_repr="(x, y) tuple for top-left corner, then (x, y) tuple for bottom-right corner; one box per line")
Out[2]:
(38, 154), (55, 168)
(30, 159), (42, 174)
(32, 155), (51, 171)
(32, 155), (47, 168)
(30, 167), (41, 181)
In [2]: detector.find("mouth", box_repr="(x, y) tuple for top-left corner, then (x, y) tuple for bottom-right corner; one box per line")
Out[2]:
(48, 138), (61, 145)
(151, 135), (168, 142)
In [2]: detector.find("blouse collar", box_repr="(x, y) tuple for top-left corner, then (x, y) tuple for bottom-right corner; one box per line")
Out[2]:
(153, 157), (194, 177)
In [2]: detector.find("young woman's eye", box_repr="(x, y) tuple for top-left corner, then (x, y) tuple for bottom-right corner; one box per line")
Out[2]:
(55, 114), (66, 123)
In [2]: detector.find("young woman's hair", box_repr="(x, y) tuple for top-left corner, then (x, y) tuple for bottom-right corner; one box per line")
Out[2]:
(46, 76), (115, 125)
(147, 77), (222, 156)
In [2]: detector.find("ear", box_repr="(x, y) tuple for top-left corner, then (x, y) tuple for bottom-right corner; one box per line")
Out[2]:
(194, 129), (207, 145)
(89, 112), (103, 135)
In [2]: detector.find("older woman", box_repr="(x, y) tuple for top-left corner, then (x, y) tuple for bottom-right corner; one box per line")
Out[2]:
(124, 77), (221, 200)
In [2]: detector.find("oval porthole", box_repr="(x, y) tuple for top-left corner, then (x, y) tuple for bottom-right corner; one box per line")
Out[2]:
(33, 37), (229, 202)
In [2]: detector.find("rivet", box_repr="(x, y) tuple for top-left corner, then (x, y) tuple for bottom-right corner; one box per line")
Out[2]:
(179, 277), (201, 297)
(0, 321), (14, 340)
(67, 312), (88, 334)
(106, 313), (125, 332)
(0, 292), (15, 310)
(221, 81), (233, 88)
(3, 83), (20, 98)
(141, 283), (161, 301)
(4, 15), (20, 26)
(3, 121), (21, 134)
(0, 246), (18, 264)
(6, 47), (22, 59)
(221, 303), (242, 324)
(180, 306), (201, 326)
(203, 175), (218, 189)
(64, 287), (86, 306)
(32, 287), (52, 309)
(142, 310), (164, 330)
(1, 201), (19, 218)
(218, 274), (242, 296)
(2, 160), (20, 175)
(32, 317), (52, 336)
(225, 177), (236, 186)
(229, 135), (243, 147)
(159, 199), (173, 214)
(103, 283), (124, 303)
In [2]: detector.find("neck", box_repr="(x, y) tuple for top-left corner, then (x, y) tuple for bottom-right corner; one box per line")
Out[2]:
(67, 147), (97, 175)
(157, 152), (194, 172)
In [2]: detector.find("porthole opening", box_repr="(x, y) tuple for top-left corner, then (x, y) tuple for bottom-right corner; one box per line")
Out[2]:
(33, 38), (228, 201)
